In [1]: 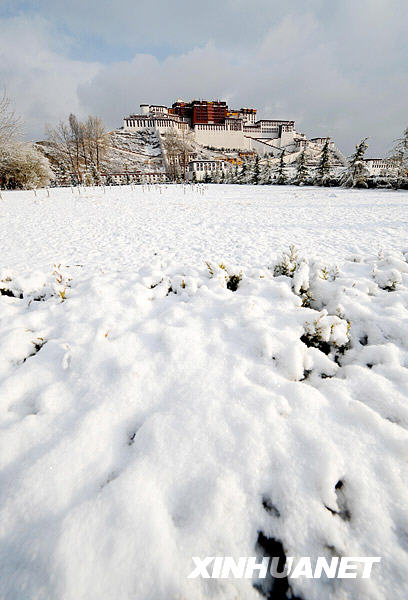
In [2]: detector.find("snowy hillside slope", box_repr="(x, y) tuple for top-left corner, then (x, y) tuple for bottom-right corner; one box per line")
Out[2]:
(0, 185), (408, 600)
(37, 129), (166, 174)
(103, 129), (165, 172)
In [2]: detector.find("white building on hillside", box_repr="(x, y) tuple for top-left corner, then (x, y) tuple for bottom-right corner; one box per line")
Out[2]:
(123, 99), (345, 162)
(363, 158), (398, 177)
(186, 159), (228, 181)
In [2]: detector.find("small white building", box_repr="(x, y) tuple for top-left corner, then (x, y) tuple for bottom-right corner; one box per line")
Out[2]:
(364, 158), (398, 177)
(101, 171), (168, 184)
(186, 160), (228, 181)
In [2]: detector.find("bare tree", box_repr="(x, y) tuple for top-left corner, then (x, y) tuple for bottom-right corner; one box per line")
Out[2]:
(0, 89), (22, 149)
(84, 116), (110, 171)
(162, 128), (195, 181)
(179, 128), (195, 181)
(69, 113), (85, 179)
(46, 114), (110, 184)
(46, 121), (80, 182)
(162, 130), (182, 181)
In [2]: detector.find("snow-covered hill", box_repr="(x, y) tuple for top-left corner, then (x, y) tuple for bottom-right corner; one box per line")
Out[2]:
(103, 129), (165, 173)
(0, 185), (407, 600)
(37, 129), (166, 176)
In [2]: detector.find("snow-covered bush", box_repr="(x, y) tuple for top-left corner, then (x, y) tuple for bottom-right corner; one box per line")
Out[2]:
(0, 265), (71, 302)
(273, 246), (313, 306)
(273, 244), (300, 278)
(301, 309), (350, 355)
(372, 259), (404, 291)
(0, 142), (53, 189)
(206, 261), (243, 291)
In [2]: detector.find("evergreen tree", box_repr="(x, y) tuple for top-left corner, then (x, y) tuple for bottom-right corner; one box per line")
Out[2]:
(316, 138), (332, 185)
(342, 138), (369, 187)
(294, 150), (309, 185)
(260, 158), (271, 185)
(90, 162), (102, 185)
(223, 166), (231, 183)
(252, 154), (261, 184)
(390, 126), (408, 188)
(277, 149), (287, 185)
(239, 159), (248, 184)
(211, 169), (221, 184)
(83, 166), (94, 186)
(124, 161), (130, 184)
(57, 162), (71, 187)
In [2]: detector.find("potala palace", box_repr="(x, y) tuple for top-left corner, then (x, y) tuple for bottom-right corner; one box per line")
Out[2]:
(39, 97), (397, 184)
(124, 98), (346, 160)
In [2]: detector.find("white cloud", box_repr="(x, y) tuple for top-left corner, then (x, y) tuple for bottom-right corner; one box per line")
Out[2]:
(0, 16), (100, 140)
(258, 13), (319, 61)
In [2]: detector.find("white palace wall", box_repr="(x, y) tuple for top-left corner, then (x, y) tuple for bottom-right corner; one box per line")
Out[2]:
(123, 116), (296, 153)
(193, 126), (251, 150)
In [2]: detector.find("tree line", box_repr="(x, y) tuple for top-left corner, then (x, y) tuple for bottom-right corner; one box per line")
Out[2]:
(199, 136), (408, 189)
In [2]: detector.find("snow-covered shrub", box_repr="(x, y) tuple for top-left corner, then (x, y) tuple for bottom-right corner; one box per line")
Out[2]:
(0, 142), (53, 189)
(226, 272), (242, 291)
(205, 261), (242, 291)
(301, 310), (350, 356)
(0, 265), (71, 302)
(292, 260), (310, 295)
(273, 246), (314, 306)
(373, 266), (402, 291)
(273, 244), (300, 278)
(169, 275), (199, 296)
(148, 276), (173, 298)
(317, 265), (339, 281)
(372, 254), (407, 291)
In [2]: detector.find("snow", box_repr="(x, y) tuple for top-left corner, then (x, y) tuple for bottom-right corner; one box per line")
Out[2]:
(0, 184), (408, 600)
(0, 184), (407, 272)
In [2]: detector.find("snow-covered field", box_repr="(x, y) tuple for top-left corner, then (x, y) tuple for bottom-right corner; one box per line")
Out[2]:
(1, 184), (408, 600)
(1, 184), (407, 271)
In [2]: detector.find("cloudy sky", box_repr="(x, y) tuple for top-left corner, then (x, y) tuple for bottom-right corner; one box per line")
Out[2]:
(0, 0), (407, 155)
